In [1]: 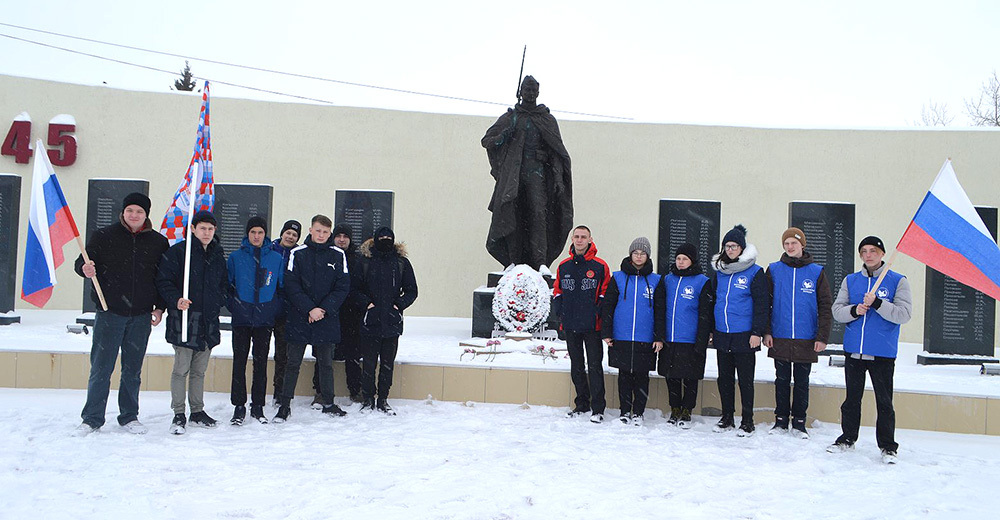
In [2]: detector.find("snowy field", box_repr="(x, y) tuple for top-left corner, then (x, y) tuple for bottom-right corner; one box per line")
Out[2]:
(4, 310), (1000, 398)
(2, 388), (999, 520)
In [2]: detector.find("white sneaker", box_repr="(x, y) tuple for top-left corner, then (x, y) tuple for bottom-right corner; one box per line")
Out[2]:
(589, 413), (605, 424)
(881, 449), (898, 465)
(121, 420), (148, 435)
(73, 423), (99, 437)
(677, 418), (693, 430)
(826, 441), (854, 453)
(630, 414), (644, 427)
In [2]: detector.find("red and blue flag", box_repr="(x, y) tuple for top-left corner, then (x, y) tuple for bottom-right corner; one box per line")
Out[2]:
(160, 81), (214, 245)
(21, 139), (81, 307)
(897, 160), (1000, 300)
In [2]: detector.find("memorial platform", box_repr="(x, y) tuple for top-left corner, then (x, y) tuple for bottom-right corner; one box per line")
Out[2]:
(2, 310), (999, 436)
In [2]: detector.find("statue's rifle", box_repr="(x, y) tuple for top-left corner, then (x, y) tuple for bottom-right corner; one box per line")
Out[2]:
(515, 45), (527, 102)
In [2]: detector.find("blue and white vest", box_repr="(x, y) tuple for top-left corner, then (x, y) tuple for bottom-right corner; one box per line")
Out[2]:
(611, 271), (661, 343)
(714, 264), (762, 334)
(769, 261), (823, 340)
(843, 269), (904, 358)
(664, 273), (709, 344)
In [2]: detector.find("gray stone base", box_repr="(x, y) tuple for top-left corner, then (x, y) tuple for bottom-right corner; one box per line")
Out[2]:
(917, 353), (1000, 366)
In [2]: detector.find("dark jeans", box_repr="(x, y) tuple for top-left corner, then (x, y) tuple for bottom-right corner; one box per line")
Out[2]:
(717, 350), (756, 421)
(272, 316), (288, 399)
(667, 378), (699, 411)
(774, 359), (812, 421)
(837, 355), (898, 451)
(231, 326), (272, 407)
(617, 370), (650, 416)
(565, 329), (605, 413)
(314, 333), (362, 397)
(81, 311), (152, 428)
(362, 336), (399, 400)
(281, 343), (335, 407)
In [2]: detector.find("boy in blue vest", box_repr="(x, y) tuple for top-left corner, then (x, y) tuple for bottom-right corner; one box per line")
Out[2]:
(763, 227), (833, 439)
(828, 236), (912, 464)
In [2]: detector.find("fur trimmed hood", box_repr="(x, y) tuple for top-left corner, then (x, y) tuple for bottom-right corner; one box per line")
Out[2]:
(359, 238), (408, 258)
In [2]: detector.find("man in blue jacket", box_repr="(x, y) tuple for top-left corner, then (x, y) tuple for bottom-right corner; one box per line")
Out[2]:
(227, 216), (284, 425)
(275, 214), (351, 422)
(829, 236), (912, 464)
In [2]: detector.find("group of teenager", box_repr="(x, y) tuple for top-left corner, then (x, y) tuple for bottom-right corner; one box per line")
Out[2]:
(73, 192), (417, 436)
(551, 223), (912, 464)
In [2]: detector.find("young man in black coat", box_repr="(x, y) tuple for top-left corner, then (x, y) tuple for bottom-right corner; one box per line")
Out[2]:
(357, 226), (418, 415)
(74, 192), (169, 436)
(275, 214), (351, 422)
(156, 210), (229, 434)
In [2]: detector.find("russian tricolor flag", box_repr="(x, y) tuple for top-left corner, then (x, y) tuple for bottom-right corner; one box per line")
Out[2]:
(21, 139), (80, 308)
(897, 160), (1000, 301)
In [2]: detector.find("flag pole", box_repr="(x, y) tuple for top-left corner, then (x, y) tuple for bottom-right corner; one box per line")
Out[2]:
(869, 249), (898, 294)
(180, 161), (200, 344)
(74, 235), (108, 311)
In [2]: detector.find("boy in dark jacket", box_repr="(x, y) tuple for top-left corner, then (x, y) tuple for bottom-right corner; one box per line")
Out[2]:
(357, 226), (418, 415)
(275, 215), (351, 422)
(156, 210), (229, 435)
(227, 216), (284, 425)
(552, 225), (611, 423)
(269, 219), (301, 406)
(322, 223), (366, 403)
(73, 192), (169, 436)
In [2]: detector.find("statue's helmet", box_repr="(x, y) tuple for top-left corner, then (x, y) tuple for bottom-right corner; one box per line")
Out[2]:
(521, 75), (539, 90)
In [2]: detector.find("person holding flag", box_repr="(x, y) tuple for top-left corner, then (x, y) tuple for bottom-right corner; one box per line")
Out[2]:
(73, 192), (169, 436)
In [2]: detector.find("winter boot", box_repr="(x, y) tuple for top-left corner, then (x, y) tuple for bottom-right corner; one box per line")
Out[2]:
(250, 405), (268, 424)
(667, 407), (682, 425)
(169, 413), (187, 435)
(273, 405), (291, 423)
(713, 414), (735, 433)
(361, 398), (377, 412)
(189, 411), (218, 428)
(737, 418), (755, 437)
(791, 418), (809, 439)
(322, 403), (348, 417)
(376, 399), (397, 416)
(231, 405), (246, 426)
(770, 415), (789, 435)
(678, 408), (693, 430)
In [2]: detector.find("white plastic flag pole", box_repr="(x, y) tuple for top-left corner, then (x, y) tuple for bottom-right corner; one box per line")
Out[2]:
(180, 162), (201, 344)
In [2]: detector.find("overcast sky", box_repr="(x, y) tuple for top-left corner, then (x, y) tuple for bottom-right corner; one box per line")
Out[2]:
(1, 0), (997, 128)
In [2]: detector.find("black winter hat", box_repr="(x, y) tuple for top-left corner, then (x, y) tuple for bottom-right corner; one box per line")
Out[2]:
(121, 192), (151, 216)
(675, 243), (698, 263)
(722, 224), (747, 250)
(332, 223), (352, 240)
(245, 216), (267, 234)
(280, 220), (301, 237)
(373, 226), (395, 242)
(858, 235), (885, 254)
(191, 210), (217, 228)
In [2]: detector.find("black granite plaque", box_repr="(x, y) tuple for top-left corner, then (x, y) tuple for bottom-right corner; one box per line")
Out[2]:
(83, 179), (150, 313)
(922, 206), (998, 360)
(789, 201), (855, 345)
(657, 199), (720, 277)
(335, 190), (394, 243)
(214, 184), (273, 260)
(0, 174), (21, 319)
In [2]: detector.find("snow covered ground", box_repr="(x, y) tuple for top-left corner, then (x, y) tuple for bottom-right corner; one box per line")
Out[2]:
(3, 310), (1000, 398)
(1, 388), (999, 520)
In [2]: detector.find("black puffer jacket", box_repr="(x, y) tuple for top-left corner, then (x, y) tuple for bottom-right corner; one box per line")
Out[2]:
(156, 238), (228, 351)
(74, 218), (169, 316)
(283, 236), (351, 345)
(357, 227), (418, 338)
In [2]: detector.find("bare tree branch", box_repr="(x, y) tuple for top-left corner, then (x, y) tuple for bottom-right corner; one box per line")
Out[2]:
(964, 70), (1000, 127)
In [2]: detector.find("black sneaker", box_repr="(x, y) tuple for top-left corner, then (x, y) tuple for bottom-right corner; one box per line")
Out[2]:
(250, 405), (268, 424)
(361, 398), (377, 412)
(169, 413), (187, 435)
(230, 405), (246, 426)
(770, 416), (789, 435)
(322, 403), (348, 417)
(791, 418), (809, 439)
(737, 420), (755, 437)
(376, 399), (397, 416)
(713, 414), (735, 432)
(273, 405), (291, 423)
(619, 412), (632, 424)
(667, 407), (681, 425)
(190, 411), (218, 428)
(566, 406), (590, 418)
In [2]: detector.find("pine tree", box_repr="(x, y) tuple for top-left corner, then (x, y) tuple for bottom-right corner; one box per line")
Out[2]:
(173, 61), (196, 92)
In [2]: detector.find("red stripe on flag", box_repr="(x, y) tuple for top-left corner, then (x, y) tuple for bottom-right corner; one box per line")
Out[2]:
(21, 286), (53, 308)
(48, 206), (77, 268)
(898, 221), (1000, 300)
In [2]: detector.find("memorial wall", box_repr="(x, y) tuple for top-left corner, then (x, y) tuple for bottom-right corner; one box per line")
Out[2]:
(2, 74), (1000, 346)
